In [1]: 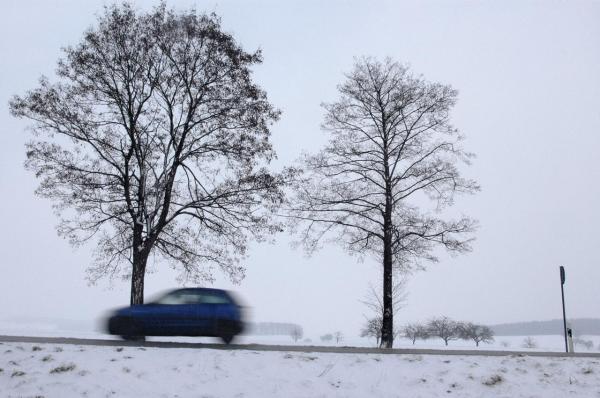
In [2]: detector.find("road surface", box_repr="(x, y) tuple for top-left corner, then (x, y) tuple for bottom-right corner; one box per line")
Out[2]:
(1, 335), (599, 358)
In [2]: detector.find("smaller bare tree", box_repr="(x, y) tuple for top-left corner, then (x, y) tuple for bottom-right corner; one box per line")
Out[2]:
(360, 317), (383, 346)
(458, 322), (494, 347)
(572, 337), (593, 350)
(522, 336), (537, 349)
(360, 274), (407, 344)
(286, 57), (479, 348)
(334, 331), (344, 345)
(361, 277), (408, 318)
(402, 323), (430, 345)
(427, 317), (459, 346)
(290, 325), (304, 343)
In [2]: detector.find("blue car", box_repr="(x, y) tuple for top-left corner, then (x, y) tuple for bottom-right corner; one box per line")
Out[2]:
(106, 288), (244, 343)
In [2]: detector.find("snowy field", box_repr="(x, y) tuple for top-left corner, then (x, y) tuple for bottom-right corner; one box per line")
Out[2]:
(2, 341), (600, 398)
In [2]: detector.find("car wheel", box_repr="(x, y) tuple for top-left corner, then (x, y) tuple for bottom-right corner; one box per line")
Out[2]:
(217, 320), (237, 344)
(121, 334), (146, 342)
(220, 333), (234, 344)
(120, 319), (145, 342)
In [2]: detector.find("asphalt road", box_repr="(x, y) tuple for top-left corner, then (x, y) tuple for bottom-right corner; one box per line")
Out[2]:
(2, 335), (599, 358)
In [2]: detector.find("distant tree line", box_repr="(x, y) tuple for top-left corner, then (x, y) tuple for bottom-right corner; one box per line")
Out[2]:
(246, 322), (303, 337)
(361, 316), (494, 347)
(490, 319), (600, 336)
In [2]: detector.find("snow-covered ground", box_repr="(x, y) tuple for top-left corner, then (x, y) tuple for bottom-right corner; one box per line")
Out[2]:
(2, 341), (600, 398)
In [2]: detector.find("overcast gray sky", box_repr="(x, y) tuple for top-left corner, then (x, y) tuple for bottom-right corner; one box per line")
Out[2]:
(1, 0), (599, 337)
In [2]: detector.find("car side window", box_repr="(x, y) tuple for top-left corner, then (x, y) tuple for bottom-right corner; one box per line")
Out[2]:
(157, 291), (198, 305)
(156, 291), (190, 305)
(201, 292), (230, 304)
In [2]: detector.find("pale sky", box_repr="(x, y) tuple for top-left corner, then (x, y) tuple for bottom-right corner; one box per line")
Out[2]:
(1, 0), (599, 338)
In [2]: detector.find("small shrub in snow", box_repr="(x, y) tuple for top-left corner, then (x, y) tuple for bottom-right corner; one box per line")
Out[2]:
(500, 341), (510, 348)
(32, 345), (43, 351)
(573, 338), (594, 350)
(53, 347), (63, 352)
(41, 355), (53, 362)
(116, 347), (124, 352)
(522, 337), (537, 349)
(11, 370), (26, 377)
(50, 363), (76, 374)
(582, 367), (593, 375)
(482, 374), (503, 386)
(290, 325), (304, 342)
(320, 334), (333, 343)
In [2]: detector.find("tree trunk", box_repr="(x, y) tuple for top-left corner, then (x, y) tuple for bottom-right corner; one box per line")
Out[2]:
(380, 189), (394, 348)
(130, 253), (147, 305)
(130, 224), (148, 306)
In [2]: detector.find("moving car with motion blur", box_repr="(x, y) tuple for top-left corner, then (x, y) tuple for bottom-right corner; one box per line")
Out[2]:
(106, 288), (244, 343)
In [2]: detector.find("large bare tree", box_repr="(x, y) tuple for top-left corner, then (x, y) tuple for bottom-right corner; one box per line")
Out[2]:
(288, 57), (479, 348)
(10, 4), (284, 305)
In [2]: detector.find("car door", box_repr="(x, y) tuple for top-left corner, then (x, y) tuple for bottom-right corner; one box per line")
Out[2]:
(167, 291), (202, 335)
(130, 303), (169, 335)
(200, 290), (233, 335)
(139, 290), (199, 336)
(188, 290), (214, 335)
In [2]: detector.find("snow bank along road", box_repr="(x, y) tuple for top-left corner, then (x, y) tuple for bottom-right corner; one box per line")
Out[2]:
(2, 341), (600, 398)
(1, 335), (599, 358)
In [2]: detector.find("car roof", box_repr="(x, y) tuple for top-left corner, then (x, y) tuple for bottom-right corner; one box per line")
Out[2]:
(170, 287), (227, 294)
